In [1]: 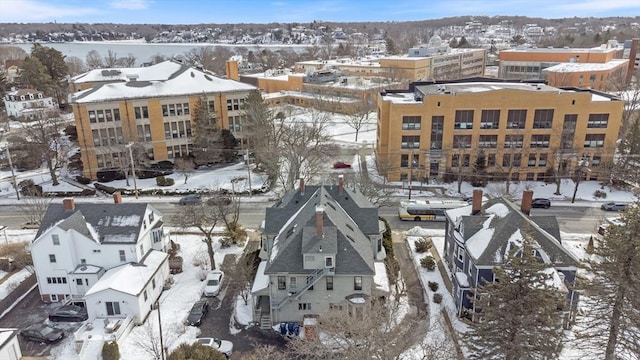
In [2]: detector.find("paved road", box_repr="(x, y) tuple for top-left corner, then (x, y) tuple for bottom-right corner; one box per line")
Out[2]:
(392, 232), (428, 319)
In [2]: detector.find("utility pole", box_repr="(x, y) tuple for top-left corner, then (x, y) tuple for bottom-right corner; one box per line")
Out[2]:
(156, 299), (165, 360)
(246, 148), (252, 198)
(409, 150), (414, 200)
(6, 147), (20, 200)
(126, 143), (138, 199)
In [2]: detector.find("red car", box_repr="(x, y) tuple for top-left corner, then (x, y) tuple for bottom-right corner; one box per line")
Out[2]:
(333, 161), (352, 169)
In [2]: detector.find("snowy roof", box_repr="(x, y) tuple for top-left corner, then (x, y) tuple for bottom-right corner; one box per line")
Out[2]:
(373, 262), (390, 294)
(544, 59), (628, 73)
(37, 202), (157, 244)
(71, 60), (256, 104)
(416, 81), (561, 95)
(447, 197), (579, 267)
(250, 261), (269, 294)
(72, 264), (102, 274)
(455, 272), (470, 288)
(85, 250), (168, 297)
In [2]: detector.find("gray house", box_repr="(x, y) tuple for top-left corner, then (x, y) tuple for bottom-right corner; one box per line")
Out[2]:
(251, 176), (389, 329)
(443, 190), (580, 321)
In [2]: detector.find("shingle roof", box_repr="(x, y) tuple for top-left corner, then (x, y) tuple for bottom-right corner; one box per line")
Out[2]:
(456, 198), (579, 267)
(264, 185), (376, 276)
(36, 202), (150, 244)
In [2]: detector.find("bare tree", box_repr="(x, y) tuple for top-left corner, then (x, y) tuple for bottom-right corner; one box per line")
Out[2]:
(232, 251), (258, 305)
(85, 50), (104, 69)
(116, 53), (137, 67)
(17, 195), (52, 226)
(344, 98), (374, 142)
(172, 202), (221, 269)
(104, 50), (118, 67)
(347, 171), (396, 207)
(131, 321), (164, 360)
(238, 344), (288, 360)
(174, 157), (195, 184)
(65, 56), (86, 76)
(20, 110), (71, 186)
(0, 241), (34, 272)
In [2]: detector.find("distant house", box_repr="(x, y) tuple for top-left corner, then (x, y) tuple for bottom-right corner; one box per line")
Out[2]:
(3, 88), (56, 120)
(443, 190), (580, 321)
(251, 176), (389, 329)
(30, 195), (169, 323)
(0, 328), (22, 360)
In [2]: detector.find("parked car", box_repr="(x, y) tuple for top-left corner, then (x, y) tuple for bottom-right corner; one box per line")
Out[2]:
(96, 167), (126, 183)
(179, 194), (202, 205)
(203, 270), (224, 297)
(21, 221), (40, 229)
(600, 202), (628, 212)
(196, 337), (234, 358)
(206, 196), (232, 206)
(48, 304), (88, 322)
(531, 198), (551, 209)
(20, 324), (65, 344)
(333, 161), (352, 169)
(186, 300), (209, 326)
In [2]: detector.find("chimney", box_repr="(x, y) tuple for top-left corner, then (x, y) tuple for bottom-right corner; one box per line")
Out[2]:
(225, 59), (240, 81)
(338, 174), (344, 193)
(113, 192), (123, 204)
(315, 206), (324, 236)
(63, 198), (75, 211)
(299, 178), (305, 195)
(626, 38), (639, 84)
(521, 190), (533, 216)
(471, 189), (482, 215)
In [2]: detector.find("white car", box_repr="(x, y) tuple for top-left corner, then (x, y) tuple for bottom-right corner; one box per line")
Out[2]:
(203, 270), (224, 297)
(196, 337), (233, 357)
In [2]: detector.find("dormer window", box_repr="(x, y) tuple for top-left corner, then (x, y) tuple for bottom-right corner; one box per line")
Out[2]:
(325, 256), (334, 268)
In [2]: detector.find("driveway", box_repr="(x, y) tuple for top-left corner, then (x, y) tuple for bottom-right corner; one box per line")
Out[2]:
(392, 231), (428, 319)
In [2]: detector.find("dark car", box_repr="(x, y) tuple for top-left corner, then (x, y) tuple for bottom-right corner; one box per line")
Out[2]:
(186, 300), (209, 326)
(531, 198), (551, 209)
(333, 161), (352, 169)
(96, 167), (126, 183)
(206, 196), (232, 206)
(48, 304), (88, 322)
(20, 324), (65, 344)
(179, 194), (202, 205)
(601, 202), (628, 211)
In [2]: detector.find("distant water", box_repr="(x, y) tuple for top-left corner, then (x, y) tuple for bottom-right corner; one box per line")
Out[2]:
(3, 41), (313, 66)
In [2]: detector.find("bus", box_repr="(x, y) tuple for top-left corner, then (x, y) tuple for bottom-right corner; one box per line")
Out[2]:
(399, 199), (469, 221)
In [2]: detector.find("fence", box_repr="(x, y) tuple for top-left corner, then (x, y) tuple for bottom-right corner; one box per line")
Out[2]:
(0, 272), (37, 318)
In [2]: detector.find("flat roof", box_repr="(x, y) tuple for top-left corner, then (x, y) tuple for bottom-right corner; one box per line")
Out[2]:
(544, 59), (628, 72)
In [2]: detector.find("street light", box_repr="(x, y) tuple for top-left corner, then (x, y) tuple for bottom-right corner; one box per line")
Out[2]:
(125, 143), (139, 199)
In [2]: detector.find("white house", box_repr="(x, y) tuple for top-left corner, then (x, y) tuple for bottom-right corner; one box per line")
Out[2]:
(30, 196), (169, 323)
(0, 329), (22, 360)
(3, 88), (56, 120)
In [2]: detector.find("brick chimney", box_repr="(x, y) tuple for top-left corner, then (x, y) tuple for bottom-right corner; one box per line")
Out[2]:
(113, 192), (123, 204)
(315, 206), (324, 236)
(626, 38), (639, 84)
(338, 174), (344, 193)
(63, 198), (75, 211)
(225, 59), (240, 81)
(299, 178), (305, 195)
(521, 190), (533, 216)
(471, 189), (482, 215)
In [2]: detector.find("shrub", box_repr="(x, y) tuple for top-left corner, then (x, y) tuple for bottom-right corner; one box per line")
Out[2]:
(164, 177), (175, 186)
(75, 175), (92, 185)
(156, 176), (175, 186)
(420, 256), (436, 271)
(101, 341), (120, 360)
(379, 217), (393, 258)
(594, 190), (607, 198)
(222, 225), (247, 247)
(433, 293), (443, 304)
(428, 281), (439, 292)
(414, 238), (432, 253)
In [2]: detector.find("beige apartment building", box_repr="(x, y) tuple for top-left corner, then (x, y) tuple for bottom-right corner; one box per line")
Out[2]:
(376, 79), (624, 183)
(70, 60), (255, 179)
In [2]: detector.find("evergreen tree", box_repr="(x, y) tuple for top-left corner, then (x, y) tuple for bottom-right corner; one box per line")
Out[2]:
(167, 342), (226, 360)
(242, 90), (280, 184)
(385, 35), (398, 55)
(30, 44), (68, 106)
(20, 56), (54, 93)
(466, 236), (565, 360)
(191, 96), (236, 166)
(576, 203), (640, 359)
(471, 150), (488, 187)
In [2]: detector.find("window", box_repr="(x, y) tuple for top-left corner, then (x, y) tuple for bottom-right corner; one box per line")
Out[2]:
(562, 114), (577, 149)
(503, 154), (511, 167)
(76, 279), (82, 286)
(290, 277), (297, 290)
(584, 134), (605, 148)
(589, 74), (596, 84)
(134, 106), (149, 119)
(533, 109), (554, 129)
(453, 135), (472, 148)
(401, 136), (420, 149)
(152, 278), (156, 289)
(480, 110), (500, 129)
(487, 154), (496, 166)
(457, 247), (464, 261)
(478, 135), (498, 148)
(587, 114), (609, 128)
(52, 234), (59, 245)
(431, 116), (444, 149)
(503, 134), (523, 149)
(143, 290), (148, 301)
(278, 276), (286, 290)
(208, 101), (215, 112)
(298, 303), (312, 310)
(538, 154), (547, 167)
(106, 301), (121, 316)
(377, 239), (382, 252)
(325, 256), (334, 268)
(402, 116), (421, 130)
(507, 109), (527, 129)
(119, 250), (126, 262)
(326, 276), (334, 290)
(354, 276), (362, 291)
(530, 134), (550, 148)
(49, 254), (56, 263)
(454, 110), (474, 129)
(528, 154), (537, 167)
(137, 124), (152, 142)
